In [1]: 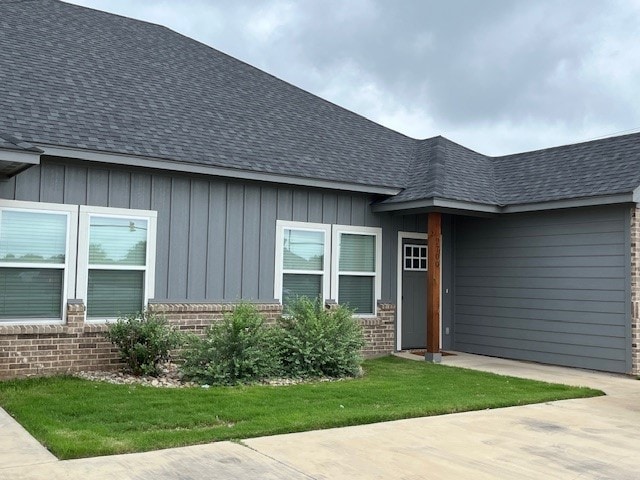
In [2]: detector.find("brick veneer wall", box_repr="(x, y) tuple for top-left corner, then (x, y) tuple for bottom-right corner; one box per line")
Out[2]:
(150, 301), (396, 358)
(0, 300), (397, 379)
(361, 302), (396, 357)
(147, 302), (283, 330)
(631, 208), (640, 375)
(0, 301), (122, 379)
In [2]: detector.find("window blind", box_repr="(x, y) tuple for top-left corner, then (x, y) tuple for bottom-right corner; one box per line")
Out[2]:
(339, 233), (375, 272)
(0, 210), (66, 263)
(87, 270), (144, 318)
(0, 209), (67, 321)
(338, 233), (376, 314)
(283, 229), (324, 270)
(0, 268), (63, 318)
(338, 275), (374, 314)
(282, 273), (322, 306)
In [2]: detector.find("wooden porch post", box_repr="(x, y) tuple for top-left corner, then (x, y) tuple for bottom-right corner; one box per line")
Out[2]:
(426, 212), (442, 362)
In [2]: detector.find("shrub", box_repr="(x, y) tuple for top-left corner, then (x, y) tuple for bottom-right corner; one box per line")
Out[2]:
(179, 304), (279, 385)
(275, 297), (365, 378)
(105, 311), (183, 376)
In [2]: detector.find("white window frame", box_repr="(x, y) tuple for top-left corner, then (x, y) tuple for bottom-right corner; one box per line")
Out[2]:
(77, 205), (157, 323)
(331, 224), (382, 317)
(274, 220), (332, 306)
(0, 199), (77, 325)
(403, 243), (428, 271)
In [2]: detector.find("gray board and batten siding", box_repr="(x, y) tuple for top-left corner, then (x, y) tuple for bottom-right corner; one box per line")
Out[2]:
(0, 157), (426, 305)
(453, 205), (631, 373)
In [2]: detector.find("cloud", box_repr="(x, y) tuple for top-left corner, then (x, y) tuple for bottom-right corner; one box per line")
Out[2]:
(245, 1), (297, 42)
(315, 59), (438, 139)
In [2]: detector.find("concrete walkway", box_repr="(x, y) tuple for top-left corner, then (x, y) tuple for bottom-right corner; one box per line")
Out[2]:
(2, 352), (639, 479)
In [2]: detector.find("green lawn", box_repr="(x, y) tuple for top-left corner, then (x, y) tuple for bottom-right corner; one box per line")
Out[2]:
(0, 356), (602, 459)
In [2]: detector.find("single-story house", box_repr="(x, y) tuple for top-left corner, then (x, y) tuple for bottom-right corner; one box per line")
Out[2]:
(0, 0), (638, 378)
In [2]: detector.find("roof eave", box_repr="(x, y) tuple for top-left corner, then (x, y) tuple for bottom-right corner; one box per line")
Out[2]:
(503, 193), (635, 213)
(372, 192), (637, 216)
(38, 145), (402, 196)
(0, 148), (41, 179)
(371, 197), (500, 215)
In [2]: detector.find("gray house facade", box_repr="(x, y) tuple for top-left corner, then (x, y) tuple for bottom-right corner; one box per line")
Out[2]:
(0, 0), (638, 377)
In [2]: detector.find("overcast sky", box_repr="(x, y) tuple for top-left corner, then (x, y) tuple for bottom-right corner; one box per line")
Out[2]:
(65, 0), (640, 156)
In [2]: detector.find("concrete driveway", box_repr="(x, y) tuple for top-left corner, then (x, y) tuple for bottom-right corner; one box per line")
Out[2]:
(1, 352), (638, 479)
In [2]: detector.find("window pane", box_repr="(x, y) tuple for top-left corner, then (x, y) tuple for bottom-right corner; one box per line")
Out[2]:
(89, 217), (147, 266)
(0, 211), (66, 264)
(282, 273), (321, 306)
(339, 234), (375, 272)
(87, 270), (144, 318)
(0, 268), (62, 319)
(283, 229), (324, 271)
(339, 275), (374, 314)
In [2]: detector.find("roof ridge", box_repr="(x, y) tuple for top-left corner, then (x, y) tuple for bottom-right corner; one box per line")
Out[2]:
(44, 0), (169, 30)
(431, 136), (448, 197)
(431, 135), (486, 156)
(488, 152), (502, 205)
(495, 130), (640, 159)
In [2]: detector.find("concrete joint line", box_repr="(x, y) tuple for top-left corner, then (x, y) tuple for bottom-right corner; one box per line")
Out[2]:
(238, 441), (318, 480)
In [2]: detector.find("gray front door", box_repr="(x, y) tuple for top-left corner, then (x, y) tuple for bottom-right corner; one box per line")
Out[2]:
(401, 240), (428, 349)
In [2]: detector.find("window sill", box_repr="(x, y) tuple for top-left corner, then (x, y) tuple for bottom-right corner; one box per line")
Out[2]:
(0, 319), (64, 326)
(0, 321), (113, 335)
(0, 322), (66, 335)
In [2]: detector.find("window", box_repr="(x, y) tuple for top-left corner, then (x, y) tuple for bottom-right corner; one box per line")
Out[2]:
(404, 244), (427, 271)
(77, 206), (156, 321)
(332, 226), (382, 315)
(0, 200), (77, 323)
(274, 221), (331, 310)
(0, 201), (156, 324)
(275, 221), (382, 316)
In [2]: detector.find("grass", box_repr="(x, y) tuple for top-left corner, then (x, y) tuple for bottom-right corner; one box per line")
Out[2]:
(0, 356), (602, 459)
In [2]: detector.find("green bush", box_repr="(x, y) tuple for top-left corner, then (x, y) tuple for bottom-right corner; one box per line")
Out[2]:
(105, 311), (183, 376)
(179, 304), (280, 385)
(275, 297), (365, 378)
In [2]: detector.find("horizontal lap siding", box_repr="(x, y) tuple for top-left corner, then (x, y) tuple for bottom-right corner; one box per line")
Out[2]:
(1, 158), (413, 303)
(453, 206), (630, 373)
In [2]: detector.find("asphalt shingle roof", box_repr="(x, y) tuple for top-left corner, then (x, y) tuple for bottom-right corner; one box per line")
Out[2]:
(2, 0), (640, 209)
(387, 136), (497, 205)
(493, 133), (640, 205)
(0, 132), (42, 153)
(0, 0), (414, 189)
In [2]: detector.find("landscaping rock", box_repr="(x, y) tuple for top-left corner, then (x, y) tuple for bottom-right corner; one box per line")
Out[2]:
(73, 363), (197, 388)
(73, 363), (355, 388)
